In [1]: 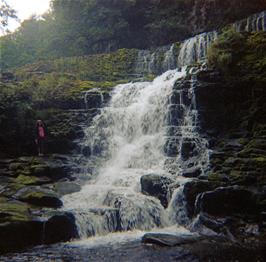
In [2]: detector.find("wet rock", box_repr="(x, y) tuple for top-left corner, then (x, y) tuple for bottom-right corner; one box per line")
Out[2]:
(82, 146), (91, 157)
(183, 180), (215, 218)
(14, 187), (62, 208)
(0, 220), (43, 254)
(140, 174), (174, 208)
(190, 213), (230, 235)
(15, 174), (52, 186)
(54, 181), (81, 196)
(164, 138), (179, 157)
(104, 191), (163, 230)
(166, 105), (184, 126)
(180, 139), (199, 161)
(183, 168), (202, 178)
(196, 186), (258, 218)
(44, 212), (78, 244)
(142, 233), (200, 246)
(0, 198), (32, 223)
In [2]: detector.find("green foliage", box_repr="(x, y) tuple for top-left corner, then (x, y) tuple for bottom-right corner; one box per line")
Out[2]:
(0, 0), (17, 31)
(0, 0), (193, 69)
(207, 27), (245, 72)
(15, 48), (138, 82)
(208, 29), (266, 82)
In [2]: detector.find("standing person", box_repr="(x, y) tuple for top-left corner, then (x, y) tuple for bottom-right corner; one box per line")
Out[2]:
(35, 120), (46, 156)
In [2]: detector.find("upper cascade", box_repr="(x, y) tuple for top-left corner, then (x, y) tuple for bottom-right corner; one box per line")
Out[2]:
(234, 10), (266, 32)
(135, 10), (266, 73)
(135, 44), (178, 76)
(177, 31), (218, 67)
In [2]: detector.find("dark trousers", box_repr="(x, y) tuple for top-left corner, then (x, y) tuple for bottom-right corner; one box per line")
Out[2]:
(37, 138), (45, 155)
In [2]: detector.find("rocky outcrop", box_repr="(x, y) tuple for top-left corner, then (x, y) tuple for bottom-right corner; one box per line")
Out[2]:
(190, 0), (266, 34)
(183, 180), (216, 219)
(0, 155), (83, 254)
(195, 186), (259, 218)
(0, 220), (43, 253)
(140, 174), (176, 208)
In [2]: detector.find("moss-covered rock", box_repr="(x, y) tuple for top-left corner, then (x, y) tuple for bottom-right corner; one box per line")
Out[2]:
(14, 186), (62, 208)
(0, 198), (31, 223)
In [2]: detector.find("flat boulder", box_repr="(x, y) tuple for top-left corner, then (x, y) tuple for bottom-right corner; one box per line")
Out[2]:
(142, 233), (200, 246)
(53, 181), (81, 196)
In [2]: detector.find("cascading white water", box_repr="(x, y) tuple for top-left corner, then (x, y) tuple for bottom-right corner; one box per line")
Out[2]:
(135, 44), (177, 75)
(63, 69), (192, 238)
(234, 10), (266, 32)
(135, 10), (266, 75)
(178, 31), (218, 67)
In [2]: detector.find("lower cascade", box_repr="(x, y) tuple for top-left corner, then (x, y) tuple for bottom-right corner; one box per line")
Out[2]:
(62, 66), (210, 239)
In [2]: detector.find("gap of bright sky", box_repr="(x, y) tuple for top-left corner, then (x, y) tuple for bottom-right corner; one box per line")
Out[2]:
(6, 0), (51, 32)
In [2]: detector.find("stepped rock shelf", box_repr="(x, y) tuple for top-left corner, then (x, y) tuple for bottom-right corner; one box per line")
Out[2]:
(0, 10), (266, 260)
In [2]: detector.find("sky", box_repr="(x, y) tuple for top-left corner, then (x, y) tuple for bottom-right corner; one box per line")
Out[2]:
(5, 0), (51, 33)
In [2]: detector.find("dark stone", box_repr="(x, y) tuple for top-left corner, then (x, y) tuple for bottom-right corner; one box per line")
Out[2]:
(54, 182), (81, 196)
(183, 180), (215, 218)
(164, 138), (179, 157)
(44, 212), (78, 244)
(82, 146), (91, 157)
(142, 233), (200, 247)
(140, 174), (174, 208)
(191, 213), (230, 234)
(0, 220), (43, 254)
(14, 187), (63, 208)
(180, 139), (199, 161)
(195, 186), (259, 218)
(183, 168), (202, 178)
(166, 105), (184, 126)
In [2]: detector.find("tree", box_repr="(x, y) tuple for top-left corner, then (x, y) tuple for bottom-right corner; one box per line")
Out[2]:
(0, 0), (17, 33)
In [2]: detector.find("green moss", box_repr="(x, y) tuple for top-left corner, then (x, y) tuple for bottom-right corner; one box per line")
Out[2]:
(24, 191), (45, 199)
(208, 29), (266, 82)
(253, 157), (266, 163)
(15, 175), (37, 185)
(0, 199), (30, 222)
(238, 138), (248, 145)
(207, 173), (228, 186)
(207, 27), (245, 73)
(15, 48), (139, 83)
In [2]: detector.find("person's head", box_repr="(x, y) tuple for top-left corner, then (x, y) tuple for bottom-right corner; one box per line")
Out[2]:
(36, 120), (43, 127)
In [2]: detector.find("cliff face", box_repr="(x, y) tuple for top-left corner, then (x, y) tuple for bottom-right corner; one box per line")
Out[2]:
(94, 0), (266, 50)
(190, 0), (266, 34)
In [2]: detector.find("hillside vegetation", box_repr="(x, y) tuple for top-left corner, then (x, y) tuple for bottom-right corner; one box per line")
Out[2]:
(1, 0), (265, 70)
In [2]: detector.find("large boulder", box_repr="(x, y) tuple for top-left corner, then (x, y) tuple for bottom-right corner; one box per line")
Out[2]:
(140, 174), (175, 208)
(195, 186), (259, 218)
(44, 212), (78, 244)
(0, 220), (43, 254)
(183, 180), (215, 218)
(14, 186), (63, 208)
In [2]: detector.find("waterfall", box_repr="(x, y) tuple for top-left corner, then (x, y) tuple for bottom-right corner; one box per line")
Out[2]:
(61, 65), (211, 239)
(234, 11), (266, 32)
(63, 69), (192, 238)
(135, 44), (177, 75)
(135, 10), (266, 76)
(178, 31), (218, 67)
